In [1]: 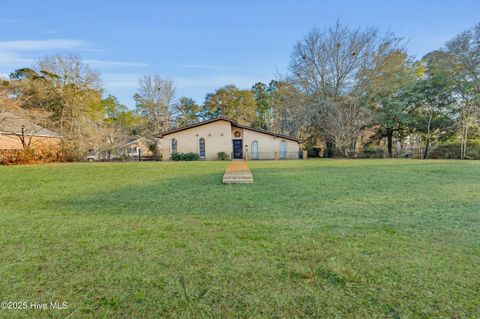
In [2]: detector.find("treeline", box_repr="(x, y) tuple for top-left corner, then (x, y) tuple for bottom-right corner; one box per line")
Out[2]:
(1, 21), (479, 160)
(129, 21), (480, 159)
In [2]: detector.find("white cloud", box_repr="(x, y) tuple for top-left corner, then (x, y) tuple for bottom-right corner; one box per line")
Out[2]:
(0, 39), (149, 77)
(0, 39), (88, 51)
(103, 73), (141, 88)
(0, 39), (87, 71)
(85, 59), (148, 68)
(176, 74), (269, 89)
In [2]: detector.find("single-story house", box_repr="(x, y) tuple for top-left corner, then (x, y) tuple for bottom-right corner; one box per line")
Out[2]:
(124, 137), (154, 157)
(154, 117), (302, 160)
(87, 137), (155, 161)
(0, 111), (61, 150)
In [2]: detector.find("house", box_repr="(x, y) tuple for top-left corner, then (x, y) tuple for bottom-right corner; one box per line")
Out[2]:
(0, 111), (61, 150)
(124, 137), (154, 158)
(154, 117), (302, 160)
(87, 137), (155, 161)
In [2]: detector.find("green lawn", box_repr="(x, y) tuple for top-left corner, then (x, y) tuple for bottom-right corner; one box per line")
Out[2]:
(0, 160), (479, 318)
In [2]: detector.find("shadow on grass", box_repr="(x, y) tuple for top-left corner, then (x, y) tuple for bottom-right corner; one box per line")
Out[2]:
(44, 161), (480, 238)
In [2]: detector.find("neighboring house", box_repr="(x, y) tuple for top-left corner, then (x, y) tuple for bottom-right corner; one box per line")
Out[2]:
(154, 117), (302, 160)
(0, 111), (61, 150)
(87, 137), (154, 161)
(124, 137), (154, 158)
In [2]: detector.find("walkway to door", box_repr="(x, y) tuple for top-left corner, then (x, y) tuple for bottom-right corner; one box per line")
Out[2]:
(222, 160), (254, 184)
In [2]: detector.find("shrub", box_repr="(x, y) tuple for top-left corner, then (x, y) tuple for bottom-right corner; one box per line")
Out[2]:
(182, 152), (200, 161)
(0, 149), (35, 165)
(217, 151), (230, 160)
(170, 152), (200, 161)
(0, 143), (63, 165)
(170, 152), (183, 161)
(429, 142), (480, 159)
(358, 146), (385, 158)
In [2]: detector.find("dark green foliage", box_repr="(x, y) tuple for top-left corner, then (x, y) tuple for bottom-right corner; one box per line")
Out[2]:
(202, 85), (257, 124)
(358, 147), (385, 158)
(173, 97), (202, 127)
(251, 82), (272, 129)
(217, 151), (230, 160)
(170, 152), (200, 161)
(429, 142), (480, 159)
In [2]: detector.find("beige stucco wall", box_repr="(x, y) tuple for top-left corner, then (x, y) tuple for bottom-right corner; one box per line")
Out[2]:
(156, 120), (301, 160)
(0, 134), (61, 150)
(242, 128), (300, 160)
(157, 120), (233, 160)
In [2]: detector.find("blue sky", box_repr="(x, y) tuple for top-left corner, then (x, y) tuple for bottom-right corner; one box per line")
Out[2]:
(1, 0), (479, 108)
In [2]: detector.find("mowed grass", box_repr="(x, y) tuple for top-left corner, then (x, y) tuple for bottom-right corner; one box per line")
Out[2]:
(0, 160), (479, 318)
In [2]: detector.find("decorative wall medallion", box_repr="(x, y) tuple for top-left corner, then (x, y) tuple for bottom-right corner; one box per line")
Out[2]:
(234, 131), (241, 138)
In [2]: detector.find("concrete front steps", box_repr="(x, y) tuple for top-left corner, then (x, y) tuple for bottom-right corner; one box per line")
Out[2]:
(223, 160), (254, 184)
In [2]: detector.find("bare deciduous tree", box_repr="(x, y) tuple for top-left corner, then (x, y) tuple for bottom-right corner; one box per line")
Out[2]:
(318, 98), (372, 157)
(133, 75), (176, 135)
(37, 54), (102, 135)
(289, 21), (402, 156)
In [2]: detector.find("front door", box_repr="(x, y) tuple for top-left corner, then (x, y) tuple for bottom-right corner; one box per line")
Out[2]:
(233, 140), (243, 159)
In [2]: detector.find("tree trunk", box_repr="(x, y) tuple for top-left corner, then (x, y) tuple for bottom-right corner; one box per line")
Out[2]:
(423, 139), (430, 159)
(386, 128), (393, 158)
(423, 110), (433, 160)
(325, 140), (335, 158)
(460, 105), (467, 159)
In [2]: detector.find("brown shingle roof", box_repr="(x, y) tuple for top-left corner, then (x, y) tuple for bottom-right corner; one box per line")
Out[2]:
(153, 117), (302, 143)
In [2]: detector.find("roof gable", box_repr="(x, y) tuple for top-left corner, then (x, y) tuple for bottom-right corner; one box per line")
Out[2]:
(125, 137), (153, 146)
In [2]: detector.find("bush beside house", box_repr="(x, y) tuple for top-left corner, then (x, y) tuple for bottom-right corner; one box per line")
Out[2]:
(170, 152), (200, 161)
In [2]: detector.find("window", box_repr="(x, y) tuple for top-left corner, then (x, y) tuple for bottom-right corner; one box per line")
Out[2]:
(279, 140), (287, 159)
(251, 140), (259, 160)
(199, 138), (205, 158)
(171, 138), (177, 154)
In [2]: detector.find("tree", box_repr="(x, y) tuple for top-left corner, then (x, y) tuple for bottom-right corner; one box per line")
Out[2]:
(36, 54), (102, 133)
(92, 95), (141, 158)
(37, 55), (103, 160)
(102, 95), (141, 135)
(7, 56), (103, 160)
(289, 21), (402, 156)
(133, 75), (175, 135)
(8, 68), (62, 117)
(268, 80), (307, 138)
(445, 23), (480, 159)
(364, 50), (418, 157)
(172, 97), (201, 127)
(413, 51), (457, 159)
(251, 82), (272, 129)
(203, 85), (257, 125)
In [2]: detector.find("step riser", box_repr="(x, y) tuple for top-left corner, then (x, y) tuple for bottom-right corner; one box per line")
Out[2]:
(223, 180), (253, 184)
